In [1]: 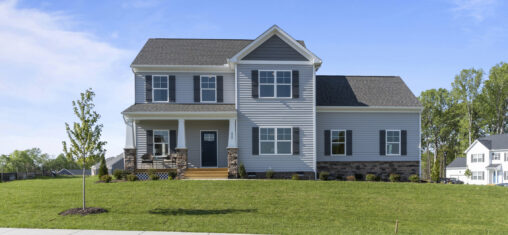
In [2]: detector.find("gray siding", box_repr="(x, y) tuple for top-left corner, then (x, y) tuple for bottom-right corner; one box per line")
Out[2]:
(237, 64), (315, 172)
(242, 35), (307, 61)
(316, 112), (420, 162)
(134, 72), (235, 104)
(136, 120), (229, 168)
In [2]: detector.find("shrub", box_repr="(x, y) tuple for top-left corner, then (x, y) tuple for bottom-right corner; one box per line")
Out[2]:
(148, 169), (156, 176)
(113, 169), (125, 180)
(266, 170), (275, 179)
(389, 173), (401, 182)
(126, 174), (138, 181)
(98, 156), (108, 178)
(100, 174), (112, 183)
(149, 173), (160, 180)
(291, 173), (300, 180)
(319, 171), (330, 181)
(431, 161), (440, 182)
(239, 164), (247, 179)
(409, 174), (419, 183)
(335, 175), (343, 180)
(346, 175), (356, 181)
(354, 173), (364, 181)
(169, 171), (177, 180)
(366, 174), (377, 181)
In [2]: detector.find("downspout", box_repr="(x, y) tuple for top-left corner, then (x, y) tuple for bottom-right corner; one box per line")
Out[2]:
(313, 64), (317, 180)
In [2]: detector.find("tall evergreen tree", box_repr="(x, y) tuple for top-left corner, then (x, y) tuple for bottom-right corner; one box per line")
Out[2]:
(98, 155), (108, 177)
(63, 88), (106, 210)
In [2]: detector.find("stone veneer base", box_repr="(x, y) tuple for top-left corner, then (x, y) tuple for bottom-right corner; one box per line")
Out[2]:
(317, 161), (419, 181)
(124, 148), (137, 173)
(247, 171), (315, 180)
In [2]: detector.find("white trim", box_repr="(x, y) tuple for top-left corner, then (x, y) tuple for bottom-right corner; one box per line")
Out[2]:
(464, 140), (488, 154)
(330, 129), (346, 156)
(418, 111), (422, 178)
(258, 127), (293, 156)
(123, 111), (237, 120)
(153, 129), (170, 159)
(200, 130), (219, 168)
(132, 64), (232, 73)
(237, 60), (313, 65)
(152, 75), (169, 102)
(386, 129), (401, 156)
(312, 65), (317, 179)
(200, 75), (217, 103)
(234, 63), (238, 110)
(317, 106), (423, 113)
(258, 70), (292, 98)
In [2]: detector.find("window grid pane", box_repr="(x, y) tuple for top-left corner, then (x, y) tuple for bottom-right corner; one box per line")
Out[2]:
(154, 130), (169, 157)
(201, 76), (216, 102)
(260, 127), (292, 154)
(386, 130), (400, 155)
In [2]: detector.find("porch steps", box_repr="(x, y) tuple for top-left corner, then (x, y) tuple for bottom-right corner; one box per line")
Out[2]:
(184, 168), (228, 180)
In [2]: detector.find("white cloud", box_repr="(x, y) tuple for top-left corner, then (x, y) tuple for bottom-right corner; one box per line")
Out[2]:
(451, 0), (498, 22)
(0, 0), (134, 156)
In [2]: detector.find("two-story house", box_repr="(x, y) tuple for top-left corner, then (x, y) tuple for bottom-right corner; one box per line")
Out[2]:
(122, 25), (422, 180)
(448, 134), (508, 185)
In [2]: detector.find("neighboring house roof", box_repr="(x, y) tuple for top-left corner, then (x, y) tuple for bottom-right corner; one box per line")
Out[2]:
(123, 103), (236, 113)
(447, 157), (466, 168)
(131, 38), (306, 66)
(92, 153), (124, 169)
(465, 134), (508, 153)
(316, 76), (422, 107)
(57, 169), (91, 176)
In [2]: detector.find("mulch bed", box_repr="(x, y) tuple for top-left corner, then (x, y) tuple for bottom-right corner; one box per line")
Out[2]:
(59, 207), (108, 216)
(94, 179), (126, 184)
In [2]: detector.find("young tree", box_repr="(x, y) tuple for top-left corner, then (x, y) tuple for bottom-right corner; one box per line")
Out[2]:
(464, 168), (472, 179)
(451, 68), (483, 146)
(63, 88), (107, 210)
(480, 62), (508, 134)
(431, 158), (440, 182)
(98, 155), (108, 178)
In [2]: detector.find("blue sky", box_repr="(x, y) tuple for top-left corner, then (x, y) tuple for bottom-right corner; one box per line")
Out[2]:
(0, 0), (507, 156)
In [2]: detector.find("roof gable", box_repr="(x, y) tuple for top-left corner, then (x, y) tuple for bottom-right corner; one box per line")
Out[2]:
(242, 35), (307, 61)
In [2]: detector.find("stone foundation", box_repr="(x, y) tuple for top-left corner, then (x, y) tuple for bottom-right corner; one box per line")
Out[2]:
(227, 148), (239, 179)
(124, 148), (137, 173)
(247, 171), (315, 180)
(317, 161), (419, 181)
(175, 148), (188, 179)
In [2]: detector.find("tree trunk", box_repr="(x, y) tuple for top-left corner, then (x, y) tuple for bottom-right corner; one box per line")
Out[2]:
(427, 143), (431, 180)
(82, 159), (86, 210)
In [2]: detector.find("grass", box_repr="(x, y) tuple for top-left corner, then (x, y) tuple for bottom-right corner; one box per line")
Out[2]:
(1, 177), (508, 234)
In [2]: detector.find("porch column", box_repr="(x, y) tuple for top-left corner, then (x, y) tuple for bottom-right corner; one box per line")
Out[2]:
(227, 118), (239, 178)
(124, 117), (135, 148)
(227, 118), (237, 148)
(123, 117), (137, 173)
(176, 118), (187, 179)
(177, 118), (186, 148)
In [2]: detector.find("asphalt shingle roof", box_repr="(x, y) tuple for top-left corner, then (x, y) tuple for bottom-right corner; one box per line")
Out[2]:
(316, 75), (421, 107)
(447, 157), (466, 168)
(123, 103), (236, 113)
(92, 153), (124, 169)
(131, 38), (306, 66)
(478, 134), (508, 150)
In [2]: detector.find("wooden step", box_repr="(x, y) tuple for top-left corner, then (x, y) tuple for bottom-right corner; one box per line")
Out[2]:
(184, 168), (228, 179)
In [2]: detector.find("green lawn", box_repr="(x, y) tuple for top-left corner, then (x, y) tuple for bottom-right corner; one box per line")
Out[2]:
(0, 177), (507, 234)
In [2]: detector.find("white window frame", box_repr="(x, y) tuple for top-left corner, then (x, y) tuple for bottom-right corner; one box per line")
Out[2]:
(505, 152), (508, 162)
(200, 75), (217, 103)
(504, 171), (508, 181)
(471, 154), (484, 163)
(330, 129), (346, 156)
(152, 75), (169, 102)
(386, 130), (401, 156)
(472, 171), (484, 180)
(153, 130), (169, 158)
(259, 127), (293, 155)
(258, 70), (292, 99)
(492, 152), (501, 160)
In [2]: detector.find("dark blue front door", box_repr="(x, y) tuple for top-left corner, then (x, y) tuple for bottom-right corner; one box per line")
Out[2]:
(201, 131), (217, 167)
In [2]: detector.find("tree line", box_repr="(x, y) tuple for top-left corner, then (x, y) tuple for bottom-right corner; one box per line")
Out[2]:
(0, 148), (80, 176)
(419, 62), (508, 180)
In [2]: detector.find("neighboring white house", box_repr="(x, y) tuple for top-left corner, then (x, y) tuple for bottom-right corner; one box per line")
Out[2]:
(445, 157), (467, 182)
(449, 134), (508, 185)
(91, 153), (124, 176)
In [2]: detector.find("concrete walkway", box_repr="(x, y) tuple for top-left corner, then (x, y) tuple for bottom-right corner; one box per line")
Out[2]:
(0, 228), (249, 235)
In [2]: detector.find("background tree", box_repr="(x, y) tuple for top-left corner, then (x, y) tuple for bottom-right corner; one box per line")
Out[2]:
(98, 155), (108, 177)
(63, 88), (106, 210)
(480, 62), (508, 134)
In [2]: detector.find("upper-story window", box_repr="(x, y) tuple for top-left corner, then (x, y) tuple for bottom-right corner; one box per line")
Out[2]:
(331, 130), (346, 155)
(386, 130), (400, 155)
(201, 75), (216, 102)
(259, 70), (291, 98)
(504, 153), (508, 162)
(492, 152), (501, 160)
(153, 130), (169, 158)
(259, 127), (292, 155)
(471, 154), (484, 163)
(153, 75), (169, 102)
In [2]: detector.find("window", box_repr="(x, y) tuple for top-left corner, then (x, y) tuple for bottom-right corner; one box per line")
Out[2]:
(331, 130), (346, 155)
(200, 75), (216, 102)
(472, 171), (484, 180)
(505, 153), (508, 162)
(259, 127), (292, 155)
(259, 70), (291, 98)
(386, 130), (400, 155)
(153, 130), (169, 158)
(492, 152), (501, 160)
(153, 75), (169, 102)
(472, 154), (485, 163)
(505, 171), (508, 181)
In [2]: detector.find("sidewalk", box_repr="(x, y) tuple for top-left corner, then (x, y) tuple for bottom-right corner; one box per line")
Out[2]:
(0, 228), (249, 235)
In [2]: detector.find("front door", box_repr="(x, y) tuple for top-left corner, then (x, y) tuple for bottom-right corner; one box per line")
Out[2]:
(201, 131), (217, 167)
(493, 171), (497, 184)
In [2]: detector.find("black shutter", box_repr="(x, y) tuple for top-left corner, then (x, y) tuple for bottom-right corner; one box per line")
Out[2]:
(346, 130), (353, 156)
(145, 75), (152, 103)
(193, 75), (200, 102)
(169, 76), (176, 102)
(252, 127), (259, 155)
(251, 70), (259, 98)
(217, 76), (223, 102)
(146, 130), (153, 154)
(380, 130), (386, 156)
(292, 127), (300, 155)
(401, 130), (407, 155)
(292, 70), (299, 98)
(324, 130), (331, 156)
(170, 130), (177, 153)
